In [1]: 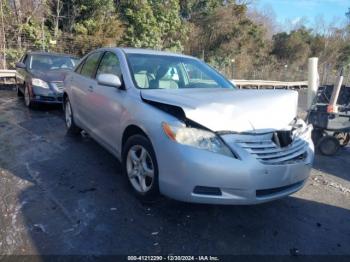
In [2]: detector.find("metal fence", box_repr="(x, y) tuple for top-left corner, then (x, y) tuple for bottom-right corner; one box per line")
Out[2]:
(0, 34), (98, 70)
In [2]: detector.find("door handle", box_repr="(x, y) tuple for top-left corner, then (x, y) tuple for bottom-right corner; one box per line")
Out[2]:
(88, 85), (94, 92)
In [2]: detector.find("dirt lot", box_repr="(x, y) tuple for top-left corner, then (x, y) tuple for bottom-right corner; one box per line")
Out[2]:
(0, 89), (349, 256)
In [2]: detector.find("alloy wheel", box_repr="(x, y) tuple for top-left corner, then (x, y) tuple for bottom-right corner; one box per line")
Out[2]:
(126, 145), (155, 193)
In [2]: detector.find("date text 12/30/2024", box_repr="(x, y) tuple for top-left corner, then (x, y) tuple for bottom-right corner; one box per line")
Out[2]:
(127, 256), (220, 261)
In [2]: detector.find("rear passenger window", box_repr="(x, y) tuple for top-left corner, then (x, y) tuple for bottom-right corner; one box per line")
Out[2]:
(80, 52), (101, 78)
(75, 60), (85, 74)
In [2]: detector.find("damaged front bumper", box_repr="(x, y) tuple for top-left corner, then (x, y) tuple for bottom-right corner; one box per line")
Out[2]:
(155, 129), (314, 205)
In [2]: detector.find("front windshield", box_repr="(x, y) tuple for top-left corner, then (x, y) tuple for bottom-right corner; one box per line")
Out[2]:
(29, 54), (78, 71)
(126, 54), (235, 89)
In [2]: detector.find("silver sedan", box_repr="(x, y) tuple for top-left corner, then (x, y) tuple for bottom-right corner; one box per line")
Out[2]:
(63, 48), (314, 205)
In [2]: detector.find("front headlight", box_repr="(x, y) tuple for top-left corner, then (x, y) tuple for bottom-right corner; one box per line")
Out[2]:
(162, 122), (235, 158)
(32, 78), (49, 89)
(292, 118), (312, 140)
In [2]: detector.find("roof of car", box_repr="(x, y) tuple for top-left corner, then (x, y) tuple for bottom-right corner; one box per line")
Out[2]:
(26, 51), (78, 58)
(120, 48), (193, 58)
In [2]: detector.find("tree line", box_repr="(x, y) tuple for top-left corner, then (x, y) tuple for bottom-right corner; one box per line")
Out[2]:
(1, 0), (350, 81)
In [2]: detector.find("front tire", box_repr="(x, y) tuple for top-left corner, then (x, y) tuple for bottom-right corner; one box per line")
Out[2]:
(64, 97), (81, 135)
(122, 135), (159, 199)
(24, 85), (32, 108)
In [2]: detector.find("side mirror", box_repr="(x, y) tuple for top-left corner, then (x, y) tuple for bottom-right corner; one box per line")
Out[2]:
(15, 62), (26, 69)
(97, 74), (122, 88)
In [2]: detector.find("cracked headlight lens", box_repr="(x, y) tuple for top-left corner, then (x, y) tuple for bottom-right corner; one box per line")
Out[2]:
(162, 122), (235, 158)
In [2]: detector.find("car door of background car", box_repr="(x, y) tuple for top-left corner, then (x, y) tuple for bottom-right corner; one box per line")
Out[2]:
(70, 51), (102, 131)
(89, 51), (126, 156)
(16, 54), (28, 92)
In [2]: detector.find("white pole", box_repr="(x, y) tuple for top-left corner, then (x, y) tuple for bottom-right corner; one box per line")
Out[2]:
(328, 68), (344, 113)
(307, 57), (319, 109)
(42, 18), (45, 51)
(0, 0), (6, 69)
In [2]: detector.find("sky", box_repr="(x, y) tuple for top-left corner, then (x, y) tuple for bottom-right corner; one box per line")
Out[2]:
(254, 0), (349, 28)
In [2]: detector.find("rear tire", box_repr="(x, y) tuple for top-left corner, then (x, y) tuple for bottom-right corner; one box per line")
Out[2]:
(64, 97), (81, 135)
(122, 134), (159, 200)
(317, 135), (340, 156)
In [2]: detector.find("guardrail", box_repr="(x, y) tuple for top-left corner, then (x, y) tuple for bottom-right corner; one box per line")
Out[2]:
(0, 70), (16, 84)
(232, 80), (308, 89)
(0, 70), (16, 78)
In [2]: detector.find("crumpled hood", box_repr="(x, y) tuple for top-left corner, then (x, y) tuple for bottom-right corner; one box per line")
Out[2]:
(141, 88), (299, 132)
(30, 69), (71, 82)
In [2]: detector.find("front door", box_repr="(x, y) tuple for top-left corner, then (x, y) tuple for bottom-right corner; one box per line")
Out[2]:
(88, 51), (126, 155)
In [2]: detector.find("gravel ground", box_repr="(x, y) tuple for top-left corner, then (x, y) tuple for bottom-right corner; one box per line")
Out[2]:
(0, 89), (349, 256)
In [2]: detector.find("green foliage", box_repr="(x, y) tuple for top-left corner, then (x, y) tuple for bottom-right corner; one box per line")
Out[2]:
(119, 0), (162, 49)
(22, 20), (51, 50)
(119, 0), (185, 51)
(53, 0), (124, 55)
(272, 28), (314, 65)
(151, 0), (186, 51)
(5, 48), (24, 69)
(185, 2), (269, 77)
(180, 0), (236, 18)
(339, 44), (350, 66)
(310, 35), (325, 56)
(1, 0), (350, 79)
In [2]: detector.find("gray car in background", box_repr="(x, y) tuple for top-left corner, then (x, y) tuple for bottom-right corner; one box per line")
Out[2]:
(63, 48), (314, 205)
(16, 52), (79, 108)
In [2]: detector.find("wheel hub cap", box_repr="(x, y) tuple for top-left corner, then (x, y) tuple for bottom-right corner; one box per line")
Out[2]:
(126, 145), (154, 193)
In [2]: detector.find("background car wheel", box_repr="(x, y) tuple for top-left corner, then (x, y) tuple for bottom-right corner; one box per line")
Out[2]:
(64, 97), (81, 135)
(122, 135), (159, 199)
(24, 85), (33, 108)
(317, 135), (340, 156)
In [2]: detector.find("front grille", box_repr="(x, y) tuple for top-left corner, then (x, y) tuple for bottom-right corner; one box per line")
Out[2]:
(50, 81), (64, 92)
(39, 96), (55, 101)
(226, 132), (308, 165)
(193, 186), (222, 196)
(256, 181), (304, 197)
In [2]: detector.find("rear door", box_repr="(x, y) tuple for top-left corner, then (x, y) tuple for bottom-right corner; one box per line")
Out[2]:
(70, 51), (102, 131)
